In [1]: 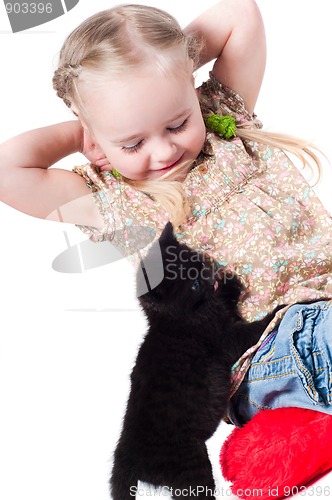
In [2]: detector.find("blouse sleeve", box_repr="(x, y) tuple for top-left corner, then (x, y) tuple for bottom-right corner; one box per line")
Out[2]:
(73, 164), (117, 243)
(72, 164), (169, 254)
(197, 72), (263, 129)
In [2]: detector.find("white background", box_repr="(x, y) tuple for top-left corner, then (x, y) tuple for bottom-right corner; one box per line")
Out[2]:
(1, 1), (332, 499)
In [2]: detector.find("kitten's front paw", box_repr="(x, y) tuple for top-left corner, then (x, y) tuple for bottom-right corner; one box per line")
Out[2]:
(216, 271), (243, 304)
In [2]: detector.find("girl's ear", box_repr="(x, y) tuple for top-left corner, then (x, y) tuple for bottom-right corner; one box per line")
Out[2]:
(71, 110), (108, 163)
(81, 127), (107, 164)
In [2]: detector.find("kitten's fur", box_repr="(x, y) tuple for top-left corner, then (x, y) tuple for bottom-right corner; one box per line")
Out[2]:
(110, 222), (280, 499)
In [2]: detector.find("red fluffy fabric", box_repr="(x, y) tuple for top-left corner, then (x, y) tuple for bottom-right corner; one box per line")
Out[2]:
(220, 407), (332, 500)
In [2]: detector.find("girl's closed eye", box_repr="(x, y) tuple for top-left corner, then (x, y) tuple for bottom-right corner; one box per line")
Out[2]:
(168, 118), (188, 134)
(121, 140), (144, 155)
(121, 118), (189, 155)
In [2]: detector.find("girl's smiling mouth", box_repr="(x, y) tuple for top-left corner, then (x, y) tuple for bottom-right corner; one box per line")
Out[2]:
(158, 154), (185, 174)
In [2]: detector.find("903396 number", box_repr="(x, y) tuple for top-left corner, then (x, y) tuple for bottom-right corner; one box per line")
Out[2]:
(283, 485), (331, 497)
(5, 3), (53, 14)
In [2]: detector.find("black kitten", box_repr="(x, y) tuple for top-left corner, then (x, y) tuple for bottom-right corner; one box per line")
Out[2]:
(110, 222), (279, 500)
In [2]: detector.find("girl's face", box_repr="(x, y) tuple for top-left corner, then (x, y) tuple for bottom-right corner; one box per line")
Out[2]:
(79, 68), (206, 180)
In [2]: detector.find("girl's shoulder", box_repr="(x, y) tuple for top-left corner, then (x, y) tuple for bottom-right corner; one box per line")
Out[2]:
(73, 163), (168, 246)
(197, 72), (261, 127)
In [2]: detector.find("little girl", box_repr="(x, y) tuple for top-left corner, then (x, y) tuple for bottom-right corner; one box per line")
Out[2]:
(1, 1), (332, 425)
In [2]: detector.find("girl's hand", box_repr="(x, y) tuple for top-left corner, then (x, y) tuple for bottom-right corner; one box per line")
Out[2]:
(185, 0), (266, 115)
(82, 128), (112, 170)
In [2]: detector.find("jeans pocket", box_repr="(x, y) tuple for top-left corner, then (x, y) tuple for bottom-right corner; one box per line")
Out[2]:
(290, 306), (332, 406)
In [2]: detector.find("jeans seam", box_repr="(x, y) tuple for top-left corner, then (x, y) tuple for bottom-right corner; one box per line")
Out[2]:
(246, 370), (297, 382)
(234, 393), (270, 410)
(250, 354), (292, 367)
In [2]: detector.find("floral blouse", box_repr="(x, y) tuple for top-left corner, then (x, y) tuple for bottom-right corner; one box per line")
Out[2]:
(73, 74), (332, 393)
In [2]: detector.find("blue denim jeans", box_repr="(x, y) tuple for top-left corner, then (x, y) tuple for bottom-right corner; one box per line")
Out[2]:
(228, 300), (332, 426)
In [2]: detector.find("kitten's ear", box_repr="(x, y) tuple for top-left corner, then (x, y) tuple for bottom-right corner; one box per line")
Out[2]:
(136, 238), (164, 297)
(159, 222), (174, 242)
(159, 222), (178, 249)
(136, 222), (177, 297)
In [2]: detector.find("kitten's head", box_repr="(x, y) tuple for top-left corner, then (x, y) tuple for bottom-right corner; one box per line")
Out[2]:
(137, 222), (242, 321)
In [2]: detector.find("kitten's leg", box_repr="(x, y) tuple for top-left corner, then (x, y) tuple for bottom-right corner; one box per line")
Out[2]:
(162, 440), (216, 500)
(110, 449), (138, 500)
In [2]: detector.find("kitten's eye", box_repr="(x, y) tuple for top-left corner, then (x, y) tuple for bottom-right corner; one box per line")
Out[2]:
(191, 280), (200, 292)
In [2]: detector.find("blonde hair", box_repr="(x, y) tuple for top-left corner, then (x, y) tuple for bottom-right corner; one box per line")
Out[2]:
(53, 3), (322, 226)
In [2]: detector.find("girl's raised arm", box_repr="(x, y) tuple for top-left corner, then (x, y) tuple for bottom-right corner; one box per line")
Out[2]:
(185, 0), (266, 114)
(0, 121), (102, 227)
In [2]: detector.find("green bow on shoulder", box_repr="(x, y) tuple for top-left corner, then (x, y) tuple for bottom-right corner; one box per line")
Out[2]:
(204, 114), (236, 140)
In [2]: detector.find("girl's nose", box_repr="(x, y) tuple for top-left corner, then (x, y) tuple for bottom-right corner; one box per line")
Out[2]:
(150, 137), (177, 163)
